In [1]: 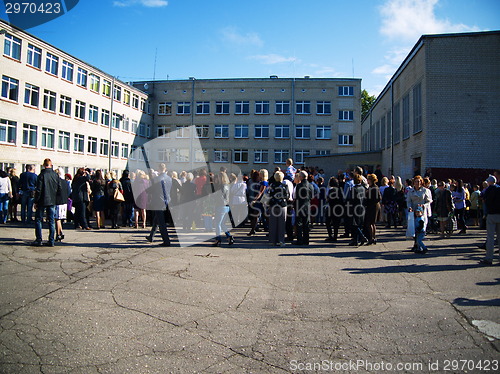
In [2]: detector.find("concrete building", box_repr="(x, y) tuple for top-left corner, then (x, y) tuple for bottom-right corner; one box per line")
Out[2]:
(361, 31), (500, 182)
(132, 77), (362, 174)
(0, 20), (152, 175)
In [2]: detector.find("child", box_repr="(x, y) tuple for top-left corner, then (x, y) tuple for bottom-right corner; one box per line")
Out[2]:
(414, 205), (428, 254)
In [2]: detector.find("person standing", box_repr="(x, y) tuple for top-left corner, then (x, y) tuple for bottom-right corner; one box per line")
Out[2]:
(452, 180), (467, 234)
(480, 175), (500, 265)
(212, 171), (235, 246)
(8, 168), (19, 222)
(364, 174), (381, 245)
(294, 171), (314, 245)
(120, 170), (134, 228)
(91, 170), (107, 229)
(406, 175), (433, 251)
(18, 164), (37, 224)
(0, 170), (13, 224)
(71, 168), (91, 230)
(146, 168), (172, 246)
(32, 159), (61, 246)
(434, 181), (454, 238)
(348, 174), (368, 246)
(268, 171), (289, 247)
(55, 168), (69, 242)
(106, 171), (123, 229)
(325, 177), (343, 242)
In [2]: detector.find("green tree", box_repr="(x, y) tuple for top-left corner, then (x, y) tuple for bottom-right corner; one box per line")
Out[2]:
(361, 89), (377, 120)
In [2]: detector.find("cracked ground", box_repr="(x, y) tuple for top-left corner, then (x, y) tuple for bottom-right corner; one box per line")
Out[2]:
(0, 225), (499, 373)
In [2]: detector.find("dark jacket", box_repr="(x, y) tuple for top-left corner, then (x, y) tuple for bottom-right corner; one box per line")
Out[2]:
(294, 179), (314, 217)
(35, 167), (61, 207)
(269, 181), (289, 208)
(55, 177), (69, 206)
(120, 177), (134, 203)
(19, 171), (37, 193)
(484, 185), (500, 215)
(435, 188), (453, 217)
(71, 175), (90, 203)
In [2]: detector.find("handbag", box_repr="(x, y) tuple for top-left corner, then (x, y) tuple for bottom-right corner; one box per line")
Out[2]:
(113, 188), (125, 202)
(406, 211), (415, 238)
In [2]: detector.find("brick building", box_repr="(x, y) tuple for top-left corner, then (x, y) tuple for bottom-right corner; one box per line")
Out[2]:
(361, 31), (500, 182)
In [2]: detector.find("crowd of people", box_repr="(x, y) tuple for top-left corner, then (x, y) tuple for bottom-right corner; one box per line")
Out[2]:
(0, 159), (499, 265)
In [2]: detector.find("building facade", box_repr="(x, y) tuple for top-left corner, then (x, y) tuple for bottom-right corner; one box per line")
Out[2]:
(0, 20), (152, 175)
(132, 77), (362, 174)
(361, 31), (500, 181)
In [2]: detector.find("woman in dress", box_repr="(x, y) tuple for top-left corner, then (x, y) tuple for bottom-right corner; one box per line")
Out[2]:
(55, 168), (69, 241)
(267, 171), (289, 247)
(91, 170), (107, 229)
(71, 168), (91, 230)
(364, 174), (381, 245)
(106, 171), (123, 229)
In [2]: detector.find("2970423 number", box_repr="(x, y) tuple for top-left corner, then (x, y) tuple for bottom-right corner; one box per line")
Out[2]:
(5, 2), (61, 14)
(443, 360), (498, 371)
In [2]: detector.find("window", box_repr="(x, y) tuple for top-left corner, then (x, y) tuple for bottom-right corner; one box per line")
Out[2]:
(274, 150), (289, 164)
(338, 135), (353, 146)
(234, 149), (248, 163)
(275, 124), (290, 139)
(235, 101), (249, 114)
(75, 100), (86, 120)
(123, 117), (129, 132)
(113, 85), (122, 101)
(157, 148), (170, 162)
(393, 102), (400, 144)
(254, 124), (269, 138)
(254, 149), (268, 164)
(77, 68), (87, 87)
(123, 90), (130, 105)
(22, 124), (37, 147)
(381, 117), (386, 149)
(43, 89), (56, 112)
(402, 94), (410, 139)
(130, 145), (137, 160)
(111, 141), (119, 157)
(175, 125), (190, 138)
(27, 44), (42, 68)
(59, 95), (71, 116)
(196, 101), (210, 114)
(87, 136), (97, 154)
(61, 61), (73, 81)
(316, 150), (331, 156)
(194, 149), (207, 163)
(0, 119), (16, 144)
(175, 149), (189, 163)
(316, 125), (331, 139)
(89, 73), (100, 92)
(88, 105), (98, 123)
(295, 125), (310, 139)
(214, 149), (229, 162)
(100, 139), (109, 155)
(215, 124), (229, 138)
(24, 83), (39, 107)
(45, 53), (58, 75)
(177, 101), (191, 114)
(275, 101), (290, 114)
(375, 121), (380, 150)
(102, 79), (111, 97)
(413, 83), (422, 134)
(295, 150), (310, 164)
(74, 134), (84, 153)
(338, 86), (354, 96)
(234, 125), (249, 138)
(4, 33), (21, 60)
(158, 102), (172, 115)
(1, 75), (19, 101)
(121, 143), (129, 158)
(131, 120), (138, 134)
(140, 98), (146, 112)
(386, 110), (392, 148)
(112, 113), (121, 129)
(195, 124), (209, 138)
(316, 101), (331, 115)
(255, 101), (270, 114)
(58, 131), (70, 151)
(338, 111), (354, 121)
(132, 94), (139, 109)
(41, 127), (55, 149)
(101, 109), (110, 126)
(215, 101), (230, 114)
(296, 101), (310, 114)
(158, 125), (170, 138)
(139, 123), (148, 137)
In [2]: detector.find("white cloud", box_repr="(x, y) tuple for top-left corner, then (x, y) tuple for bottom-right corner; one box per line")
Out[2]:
(379, 0), (478, 41)
(113, 0), (168, 7)
(221, 27), (263, 47)
(249, 54), (297, 64)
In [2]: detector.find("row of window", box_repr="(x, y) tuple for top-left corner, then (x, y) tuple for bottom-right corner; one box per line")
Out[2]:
(158, 124), (351, 141)
(362, 82), (422, 151)
(0, 119), (151, 150)
(158, 100), (354, 119)
(1, 76), (150, 136)
(167, 86), (355, 97)
(3, 33), (145, 108)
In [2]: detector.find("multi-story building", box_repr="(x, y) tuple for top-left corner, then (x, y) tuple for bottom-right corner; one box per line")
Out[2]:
(0, 20), (152, 175)
(132, 77), (361, 174)
(361, 31), (500, 181)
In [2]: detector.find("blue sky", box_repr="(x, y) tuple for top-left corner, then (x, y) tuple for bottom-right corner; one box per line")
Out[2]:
(1, 0), (499, 96)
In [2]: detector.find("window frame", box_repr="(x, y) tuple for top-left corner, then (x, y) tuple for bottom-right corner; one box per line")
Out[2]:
(295, 101), (311, 114)
(41, 127), (55, 149)
(4, 33), (21, 60)
(22, 123), (37, 147)
(24, 83), (39, 107)
(77, 67), (88, 88)
(214, 124), (229, 139)
(1, 75), (19, 102)
(275, 100), (290, 115)
(45, 52), (59, 76)
(58, 130), (70, 151)
(215, 101), (230, 114)
(255, 100), (270, 115)
(0, 119), (17, 144)
(43, 89), (56, 112)
(316, 125), (331, 139)
(234, 124), (249, 138)
(74, 134), (85, 153)
(61, 60), (74, 82)
(27, 44), (42, 69)
(235, 101), (249, 115)
(295, 125), (311, 139)
(316, 101), (331, 115)
(196, 101), (210, 114)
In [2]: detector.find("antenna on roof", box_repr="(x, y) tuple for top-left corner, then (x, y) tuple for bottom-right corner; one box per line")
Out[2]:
(153, 48), (157, 82)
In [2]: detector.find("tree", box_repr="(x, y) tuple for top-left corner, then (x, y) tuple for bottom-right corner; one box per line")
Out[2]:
(361, 89), (377, 120)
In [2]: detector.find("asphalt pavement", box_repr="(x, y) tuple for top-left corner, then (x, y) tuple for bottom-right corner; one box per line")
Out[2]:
(0, 221), (499, 373)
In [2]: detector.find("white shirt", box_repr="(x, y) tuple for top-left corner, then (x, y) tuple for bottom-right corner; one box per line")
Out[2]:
(0, 177), (12, 195)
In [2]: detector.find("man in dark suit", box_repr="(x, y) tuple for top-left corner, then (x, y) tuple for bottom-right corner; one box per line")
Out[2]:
(294, 171), (314, 245)
(32, 159), (61, 247)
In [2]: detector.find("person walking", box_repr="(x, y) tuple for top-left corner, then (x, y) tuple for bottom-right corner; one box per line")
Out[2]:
(32, 159), (61, 246)
(146, 169), (172, 246)
(18, 164), (37, 224)
(212, 171), (234, 246)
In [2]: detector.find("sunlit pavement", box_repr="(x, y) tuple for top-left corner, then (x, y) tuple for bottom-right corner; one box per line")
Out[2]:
(0, 222), (498, 373)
